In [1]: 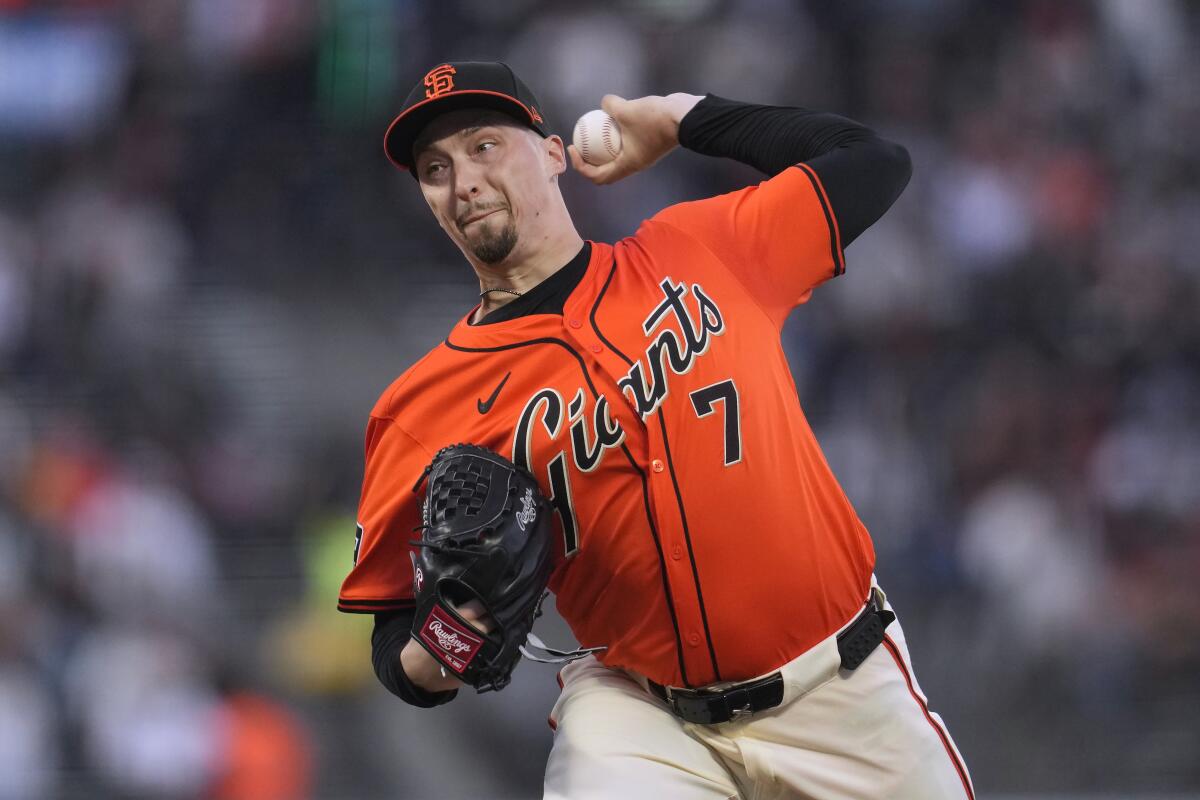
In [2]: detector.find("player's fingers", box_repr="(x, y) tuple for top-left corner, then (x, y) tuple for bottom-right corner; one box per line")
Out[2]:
(583, 160), (627, 186)
(569, 143), (621, 185)
(567, 143), (590, 174)
(599, 93), (628, 121)
(589, 161), (631, 186)
(456, 598), (496, 634)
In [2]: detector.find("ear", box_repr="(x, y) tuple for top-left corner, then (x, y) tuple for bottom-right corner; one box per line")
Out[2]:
(543, 134), (568, 178)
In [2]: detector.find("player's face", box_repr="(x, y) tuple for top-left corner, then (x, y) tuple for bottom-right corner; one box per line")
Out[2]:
(413, 110), (567, 267)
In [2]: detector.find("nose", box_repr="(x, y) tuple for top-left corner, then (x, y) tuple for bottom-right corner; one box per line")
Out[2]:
(453, 159), (484, 202)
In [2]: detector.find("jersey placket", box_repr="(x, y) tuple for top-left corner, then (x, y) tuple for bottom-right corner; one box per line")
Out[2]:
(640, 403), (721, 686)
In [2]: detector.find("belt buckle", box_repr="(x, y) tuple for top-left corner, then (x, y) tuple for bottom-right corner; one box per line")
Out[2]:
(724, 686), (754, 721)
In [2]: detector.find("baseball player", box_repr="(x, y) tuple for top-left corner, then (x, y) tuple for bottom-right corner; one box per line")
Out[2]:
(339, 61), (974, 799)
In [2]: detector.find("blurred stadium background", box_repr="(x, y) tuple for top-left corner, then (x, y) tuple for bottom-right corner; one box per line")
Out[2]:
(1, 0), (1198, 798)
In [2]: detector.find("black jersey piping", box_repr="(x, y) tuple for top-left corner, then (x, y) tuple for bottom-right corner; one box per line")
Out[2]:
(339, 597), (416, 613)
(442, 332), (691, 686)
(589, 258), (723, 684)
(653, 408), (722, 681)
(795, 163), (845, 276)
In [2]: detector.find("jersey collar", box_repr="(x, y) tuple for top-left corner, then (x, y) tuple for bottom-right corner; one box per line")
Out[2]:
(444, 241), (612, 350)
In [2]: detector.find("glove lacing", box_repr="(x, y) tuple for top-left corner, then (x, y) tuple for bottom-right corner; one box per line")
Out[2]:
(517, 591), (608, 664)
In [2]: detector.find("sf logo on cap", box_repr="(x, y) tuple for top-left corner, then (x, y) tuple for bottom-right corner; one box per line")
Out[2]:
(424, 64), (456, 98)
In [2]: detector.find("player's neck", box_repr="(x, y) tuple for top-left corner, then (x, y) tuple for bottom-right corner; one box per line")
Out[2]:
(472, 228), (584, 318)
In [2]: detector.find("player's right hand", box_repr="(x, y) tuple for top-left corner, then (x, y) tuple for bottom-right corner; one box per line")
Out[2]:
(569, 93), (703, 186)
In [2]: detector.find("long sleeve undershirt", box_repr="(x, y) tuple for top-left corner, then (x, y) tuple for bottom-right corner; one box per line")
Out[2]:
(372, 94), (911, 705)
(373, 609), (457, 707)
(677, 93), (911, 247)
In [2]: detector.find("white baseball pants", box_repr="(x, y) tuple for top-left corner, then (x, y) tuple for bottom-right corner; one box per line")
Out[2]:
(543, 595), (974, 800)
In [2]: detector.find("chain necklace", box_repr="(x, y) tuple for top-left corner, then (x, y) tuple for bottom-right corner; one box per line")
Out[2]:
(479, 287), (524, 298)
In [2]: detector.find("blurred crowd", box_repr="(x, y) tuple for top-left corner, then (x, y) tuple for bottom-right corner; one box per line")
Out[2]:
(0, 0), (1197, 797)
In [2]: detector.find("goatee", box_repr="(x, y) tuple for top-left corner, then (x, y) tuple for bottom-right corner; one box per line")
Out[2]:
(471, 219), (518, 264)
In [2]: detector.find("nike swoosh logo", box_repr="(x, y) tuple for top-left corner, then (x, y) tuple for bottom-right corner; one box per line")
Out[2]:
(477, 372), (511, 414)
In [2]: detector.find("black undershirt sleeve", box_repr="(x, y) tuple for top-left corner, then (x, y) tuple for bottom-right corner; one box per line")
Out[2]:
(372, 609), (458, 707)
(678, 94), (911, 247)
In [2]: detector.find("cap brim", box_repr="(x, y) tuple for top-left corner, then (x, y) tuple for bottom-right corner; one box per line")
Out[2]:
(383, 90), (547, 172)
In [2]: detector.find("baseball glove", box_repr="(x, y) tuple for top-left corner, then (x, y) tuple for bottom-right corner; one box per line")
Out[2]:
(409, 443), (555, 693)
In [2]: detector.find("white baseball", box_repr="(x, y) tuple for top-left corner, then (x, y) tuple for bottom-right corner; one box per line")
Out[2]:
(573, 109), (622, 166)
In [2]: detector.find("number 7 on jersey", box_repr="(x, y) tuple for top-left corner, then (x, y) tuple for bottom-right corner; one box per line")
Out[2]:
(689, 379), (742, 466)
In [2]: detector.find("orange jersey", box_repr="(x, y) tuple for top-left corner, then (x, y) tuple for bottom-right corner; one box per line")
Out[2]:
(339, 163), (875, 688)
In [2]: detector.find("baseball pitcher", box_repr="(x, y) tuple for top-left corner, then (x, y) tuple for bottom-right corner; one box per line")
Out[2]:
(338, 60), (974, 799)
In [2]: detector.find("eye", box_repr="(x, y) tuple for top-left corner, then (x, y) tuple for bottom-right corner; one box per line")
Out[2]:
(476, 140), (496, 153)
(423, 162), (446, 178)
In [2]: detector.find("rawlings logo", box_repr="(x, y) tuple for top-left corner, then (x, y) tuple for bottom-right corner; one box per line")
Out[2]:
(516, 487), (537, 530)
(428, 620), (474, 654)
(418, 605), (483, 674)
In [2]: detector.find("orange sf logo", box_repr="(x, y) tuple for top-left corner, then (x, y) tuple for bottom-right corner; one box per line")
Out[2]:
(530, 106), (544, 124)
(424, 64), (456, 98)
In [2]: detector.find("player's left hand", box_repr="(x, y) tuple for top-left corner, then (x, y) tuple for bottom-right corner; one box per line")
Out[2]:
(569, 93), (703, 185)
(456, 598), (496, 635)
(409, 444), (555, 693)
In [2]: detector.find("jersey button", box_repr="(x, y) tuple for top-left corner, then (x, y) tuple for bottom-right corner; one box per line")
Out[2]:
(589, 343), (602, 354)
(568, 318), (582, 329)
(651, 459), (665, 473)
(688, 632), (701, 647)
(671, 545), (682, 560)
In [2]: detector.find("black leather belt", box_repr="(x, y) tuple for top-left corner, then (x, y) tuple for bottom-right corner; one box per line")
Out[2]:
(648, 589), (896, 725)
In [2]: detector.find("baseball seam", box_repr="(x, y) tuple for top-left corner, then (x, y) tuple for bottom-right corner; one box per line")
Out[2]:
(602, 123), (618, 158)
(577, 123), (591, 163)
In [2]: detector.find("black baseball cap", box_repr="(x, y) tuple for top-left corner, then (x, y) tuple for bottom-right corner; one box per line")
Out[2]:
(383, 61), (550, 172)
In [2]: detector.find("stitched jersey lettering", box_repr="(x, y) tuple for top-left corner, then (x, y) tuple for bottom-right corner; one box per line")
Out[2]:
(619, 278), (726, 418)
